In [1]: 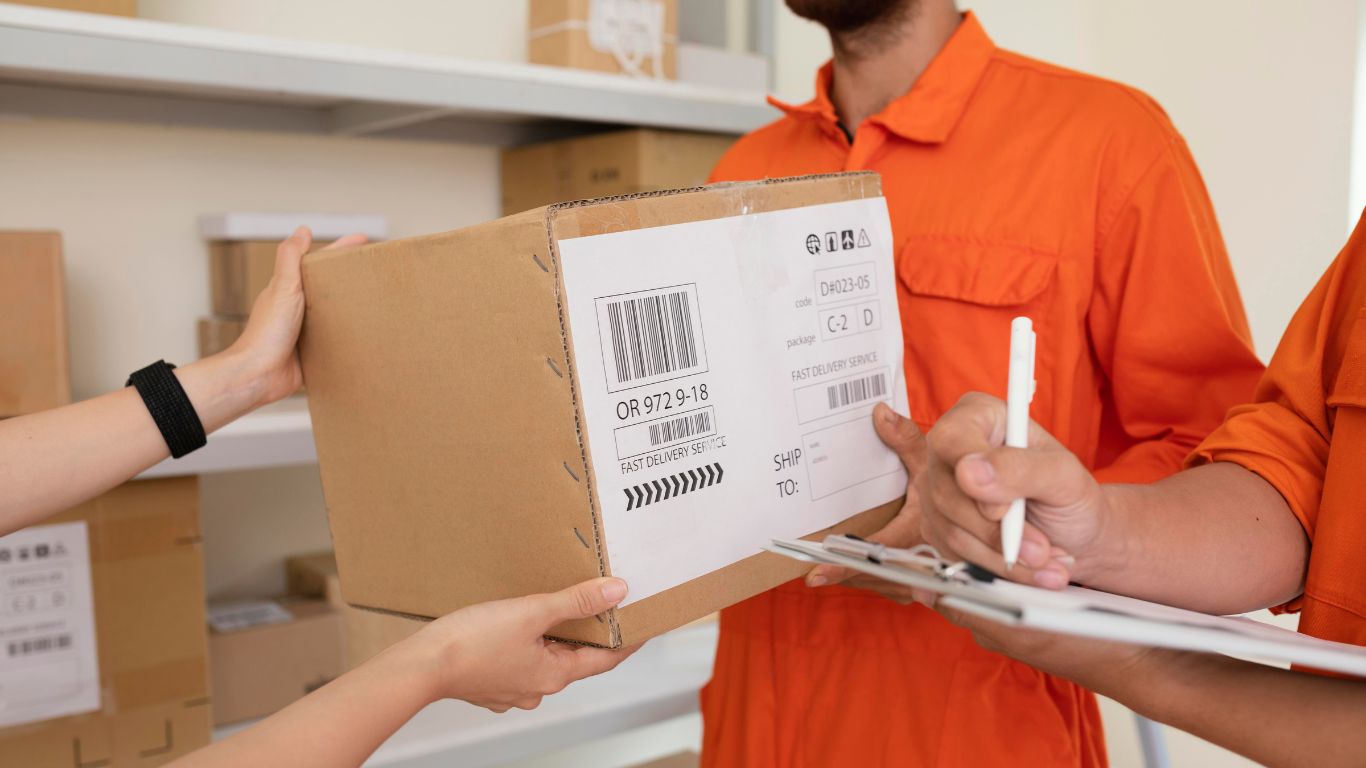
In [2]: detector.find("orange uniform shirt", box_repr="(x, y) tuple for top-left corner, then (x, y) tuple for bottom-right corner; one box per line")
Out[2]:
(702, 13), (1265, 768)
(1193, 211), (1366, 650)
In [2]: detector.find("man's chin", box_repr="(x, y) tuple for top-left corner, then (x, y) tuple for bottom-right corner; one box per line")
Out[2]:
(784, 0), (916, 34)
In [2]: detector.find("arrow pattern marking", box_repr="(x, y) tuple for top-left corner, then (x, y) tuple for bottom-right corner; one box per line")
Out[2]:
(624, 462), (725, 511)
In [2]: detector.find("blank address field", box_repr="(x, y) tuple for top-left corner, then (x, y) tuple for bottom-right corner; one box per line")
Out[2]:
(802, 416), (904, 500)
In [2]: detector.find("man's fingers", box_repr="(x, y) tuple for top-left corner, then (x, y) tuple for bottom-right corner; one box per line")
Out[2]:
(872, 403), (927, 473)
(538, 578), (628, 626)
(806, 500), (923, 587)
(954, 447), (1090, 507)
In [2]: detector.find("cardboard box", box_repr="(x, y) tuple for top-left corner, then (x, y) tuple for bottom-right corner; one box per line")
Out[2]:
(0, 478), (211, 766)
(501, 129), (734, 215)
(208, 241), (277, 317)
(210, 240), (333, 316)
(207, 599), (345, 726)
(299, 173), (907, 648)
(0, 231), (71, 417)
(7, 0), (137, 16)
(196, 316), (246, 359)
(286, 552), (423, 670)
(530, 0), (677, 79)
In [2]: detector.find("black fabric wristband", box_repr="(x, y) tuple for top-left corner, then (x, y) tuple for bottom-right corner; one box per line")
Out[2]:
(126, 360), (207, 459)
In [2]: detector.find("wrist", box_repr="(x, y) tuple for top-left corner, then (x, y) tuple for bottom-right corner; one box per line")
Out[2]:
(1071, 484), (1134, 585)
(174, 352), (263, 433)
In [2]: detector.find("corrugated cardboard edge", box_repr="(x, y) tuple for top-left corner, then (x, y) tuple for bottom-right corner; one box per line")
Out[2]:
(543, 172), (887, 647)
(540, 206), (621, 648)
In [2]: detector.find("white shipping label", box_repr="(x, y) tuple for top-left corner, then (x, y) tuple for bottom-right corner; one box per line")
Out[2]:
(560, 197), (909, 605)
(0, 522), (100, 728)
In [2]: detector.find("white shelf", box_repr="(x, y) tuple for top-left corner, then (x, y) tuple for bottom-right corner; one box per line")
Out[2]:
(213, 622), (719, 768)
(0, 5), (774, 144)
(137, 395), (315, 479)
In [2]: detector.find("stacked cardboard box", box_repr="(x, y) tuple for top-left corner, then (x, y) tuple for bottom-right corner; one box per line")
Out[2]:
(198, 241), (281, 359)
(285, 552), (423, 671)
(529, 0), (678, 79)
(500, 129), (734, 215)
(0, 231), (71, 417)
(206, 598), (345, 726)
(7, 0), (137, 15)
(0, 478), (211, 766)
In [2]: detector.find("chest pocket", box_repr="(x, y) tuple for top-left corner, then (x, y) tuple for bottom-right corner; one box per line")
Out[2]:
(1315, 309), (1366, 619)
(896, 238), (1059, 424)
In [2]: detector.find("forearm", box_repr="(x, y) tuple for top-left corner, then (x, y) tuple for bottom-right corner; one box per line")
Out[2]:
(0, 352), (264, 534)
(1088, 650), (1366, 768)
(1079, 463), (1307, 614)
(174, 632), (440, 768)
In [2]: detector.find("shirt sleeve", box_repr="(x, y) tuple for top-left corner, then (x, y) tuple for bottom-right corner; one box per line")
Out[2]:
(1087, 135), (1265, 484)
(1186, 251), (1362, 612)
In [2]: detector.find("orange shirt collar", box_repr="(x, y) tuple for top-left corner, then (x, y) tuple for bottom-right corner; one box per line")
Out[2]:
(768, 11), (996, 144)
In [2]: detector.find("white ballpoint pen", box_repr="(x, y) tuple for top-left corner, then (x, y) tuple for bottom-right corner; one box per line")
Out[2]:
(1001, 317), (1036, 570)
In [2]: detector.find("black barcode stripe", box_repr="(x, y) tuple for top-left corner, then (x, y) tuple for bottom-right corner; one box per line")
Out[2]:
(826, 373), (888, 410)
(647, 411), (713, 447)
(606, 290), (700, 383)
(8, 633), (72, 658)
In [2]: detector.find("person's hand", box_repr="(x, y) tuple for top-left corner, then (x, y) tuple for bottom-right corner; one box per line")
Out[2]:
(805, 403), (928, 604)
(227, 226), (367, 408)
(412, 577), (640, 713)
(919, 392), (1109, 587)
(932, 597), (1154, 694)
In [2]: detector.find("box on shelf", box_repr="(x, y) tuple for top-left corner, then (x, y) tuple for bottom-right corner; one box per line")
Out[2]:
(7, 0), (137, 16)
(300, 173), (908, 648)
(286, 552), (423, 670)
(209, 240), (333, 317)
(0, 478), (211, 766)
(197, 316), (246, 359)
(0, 231), (71, 417)
(501, 129), (734, 215)
(207, 599), (345, 726)
(529, 0), (677, 79)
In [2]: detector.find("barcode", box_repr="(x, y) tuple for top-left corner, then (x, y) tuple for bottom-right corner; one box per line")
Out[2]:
(648, 410), (713, 447)
(8, 633), (72, 658)
(605, 290), (700, 383)
(826, 373), (887, 410)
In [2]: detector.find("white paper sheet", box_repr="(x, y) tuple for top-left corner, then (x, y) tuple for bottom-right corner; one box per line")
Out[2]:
(559, 198), (909, 604)
(0, 521), (101, 728)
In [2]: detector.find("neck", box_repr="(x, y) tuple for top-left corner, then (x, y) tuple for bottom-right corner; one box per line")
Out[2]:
(828, 2), (960, 135)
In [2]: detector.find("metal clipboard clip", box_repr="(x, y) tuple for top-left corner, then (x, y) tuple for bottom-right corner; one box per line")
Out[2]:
(820, 534), (996, 584)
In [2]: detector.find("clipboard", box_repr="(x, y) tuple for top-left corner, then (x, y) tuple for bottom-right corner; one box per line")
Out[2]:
(768, 535), (1366, 678)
